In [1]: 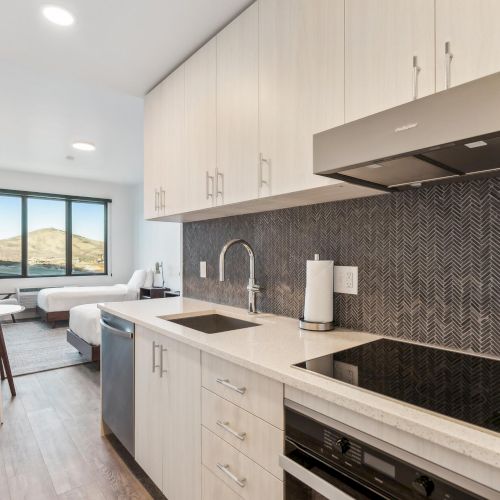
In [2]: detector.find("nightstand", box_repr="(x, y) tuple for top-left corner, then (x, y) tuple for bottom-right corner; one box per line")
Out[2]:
(139, 287), (180, 300)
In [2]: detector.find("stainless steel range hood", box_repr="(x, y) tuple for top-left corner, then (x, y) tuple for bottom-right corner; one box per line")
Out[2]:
(314, 72), (500, 191)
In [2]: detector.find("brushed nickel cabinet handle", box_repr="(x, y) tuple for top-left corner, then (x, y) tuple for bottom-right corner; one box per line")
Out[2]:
(216, 463), (246, 488)
(445, 41), (453, 89)
(412, 55), (420, 100)
(152, 341), (161, 373)
(206, 171), (214, 201)
(161, 188), (166, 211)
(154, 190), (159, 211)
(258, 153), (271, 196)
(159, 345), (168, 377)
(215, 168), (224, 203)
(216, 420), (247, 441)
(216, 377), (246, 395)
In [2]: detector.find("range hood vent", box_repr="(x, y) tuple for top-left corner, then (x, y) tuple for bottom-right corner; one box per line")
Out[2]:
(314, 72), (500, 191)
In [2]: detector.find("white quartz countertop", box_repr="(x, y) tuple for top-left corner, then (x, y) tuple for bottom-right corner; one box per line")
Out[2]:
(98, 297), (500, 471)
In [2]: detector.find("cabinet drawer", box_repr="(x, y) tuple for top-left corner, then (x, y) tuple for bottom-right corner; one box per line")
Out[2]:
(203, 465), (241, 500)
(202, 352), (283, 428)
(202, 388), (283, 479)
(202, 427), (283, 500)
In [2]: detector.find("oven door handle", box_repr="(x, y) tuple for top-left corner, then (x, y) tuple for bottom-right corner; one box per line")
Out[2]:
(279, 455), (355, 500)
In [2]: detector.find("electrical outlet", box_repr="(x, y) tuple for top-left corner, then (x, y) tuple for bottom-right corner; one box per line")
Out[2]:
(334, 266), (358, 295)
(200, 261), (207, 278)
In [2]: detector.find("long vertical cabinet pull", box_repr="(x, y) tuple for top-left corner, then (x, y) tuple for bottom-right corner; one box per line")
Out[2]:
(160, 187), (166, 212)
(412, 56), (420, 100)
(206, 171), (215, 204)
(215, 168), (224, 204)
(258, 153), (271, 196)
(154, 189), (159, 213)
(445, 41), (453, 89)
(152, 341), (161, 373)
(159, 345), (168, 377)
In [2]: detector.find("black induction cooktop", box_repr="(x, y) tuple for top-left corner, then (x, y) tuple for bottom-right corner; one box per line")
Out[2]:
(294, 339), (500, 433)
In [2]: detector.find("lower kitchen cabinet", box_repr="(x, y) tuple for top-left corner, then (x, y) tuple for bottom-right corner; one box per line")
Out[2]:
(135, 326), (163, 487)
(134, 326), (201, 500)
(202, 466), (241, 500)
(202, 427), (283, 500)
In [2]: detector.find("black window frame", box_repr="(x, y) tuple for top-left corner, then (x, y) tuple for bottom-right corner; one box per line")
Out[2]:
(0, 189), (110, 279)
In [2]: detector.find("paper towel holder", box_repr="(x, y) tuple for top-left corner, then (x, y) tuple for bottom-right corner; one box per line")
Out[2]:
(300, 253), (335, 331)
(299, 317), (335, 332)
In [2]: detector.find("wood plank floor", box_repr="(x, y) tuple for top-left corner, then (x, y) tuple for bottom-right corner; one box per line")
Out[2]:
(0, 364), (159, 499)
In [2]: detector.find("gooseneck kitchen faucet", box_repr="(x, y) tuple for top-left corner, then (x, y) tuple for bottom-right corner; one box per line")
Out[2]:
(219, 239), (261, 314)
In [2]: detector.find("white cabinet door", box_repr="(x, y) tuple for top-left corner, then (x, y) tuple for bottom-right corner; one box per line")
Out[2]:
(345, 0), (435, 122)
(436, 0), (500, 90)
(259, 0), (344, 195)
(134, 326), (163, 488)
(162, 337), (201, 500)
(217, 3), (259, 205)
(185, 39), (217, 212)
(159, 67), (186, 216)
(144, 85), (162, 220)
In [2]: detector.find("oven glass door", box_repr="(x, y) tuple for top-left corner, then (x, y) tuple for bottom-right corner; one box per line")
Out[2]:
(282, 447), (387, 500)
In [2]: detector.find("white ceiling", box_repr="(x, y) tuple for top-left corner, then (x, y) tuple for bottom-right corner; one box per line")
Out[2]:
(0, 0), (253, 184)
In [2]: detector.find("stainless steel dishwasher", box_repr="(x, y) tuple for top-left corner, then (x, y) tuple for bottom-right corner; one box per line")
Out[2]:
(101, 311), (135, 456)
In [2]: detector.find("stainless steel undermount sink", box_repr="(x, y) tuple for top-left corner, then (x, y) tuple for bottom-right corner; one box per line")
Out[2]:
(161, 313), (260, 334)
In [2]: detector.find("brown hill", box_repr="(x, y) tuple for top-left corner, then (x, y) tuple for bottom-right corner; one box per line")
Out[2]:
(0, 227), (104, 271)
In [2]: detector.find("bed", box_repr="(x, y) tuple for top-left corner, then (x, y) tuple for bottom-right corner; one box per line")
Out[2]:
(66, 303), (101, 363)
(37, 270), (146, 326)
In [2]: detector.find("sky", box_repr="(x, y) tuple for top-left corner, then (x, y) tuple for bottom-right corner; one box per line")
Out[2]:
(0, 195), (105, 241)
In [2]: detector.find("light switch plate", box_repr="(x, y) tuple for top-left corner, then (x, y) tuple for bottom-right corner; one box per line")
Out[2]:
(200, 261), (207, 278)
(334, 266), (358, 295)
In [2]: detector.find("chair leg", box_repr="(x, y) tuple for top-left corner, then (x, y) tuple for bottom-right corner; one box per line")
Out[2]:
(0, 357), (5, 380)
(11, 314), (16, 323)
(0, 324), (15, 396)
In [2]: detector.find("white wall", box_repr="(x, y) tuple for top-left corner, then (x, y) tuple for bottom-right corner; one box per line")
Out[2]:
(0, 168), (136, 291)
(132, 185), (182, 292)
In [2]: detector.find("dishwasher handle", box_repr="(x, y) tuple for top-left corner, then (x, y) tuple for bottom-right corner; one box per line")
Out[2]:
(279, 455), (355, 500)
(100, 319), (134, 339)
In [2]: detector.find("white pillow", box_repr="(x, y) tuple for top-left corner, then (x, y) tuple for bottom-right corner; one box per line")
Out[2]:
(143, 270), (154, 288)
(127, 270), (147, 290)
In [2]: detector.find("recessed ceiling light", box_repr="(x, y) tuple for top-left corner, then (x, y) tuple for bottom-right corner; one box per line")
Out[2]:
(72, 142), (96, 152)
(42, 5), (75, 27)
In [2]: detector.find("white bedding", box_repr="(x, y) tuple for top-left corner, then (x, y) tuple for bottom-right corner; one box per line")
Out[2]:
(69, 303), (101, 346)
(37, 284), (137, 312)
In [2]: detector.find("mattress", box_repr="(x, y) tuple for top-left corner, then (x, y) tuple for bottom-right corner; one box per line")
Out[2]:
(37, 284), (137, 312)
(69, 303), (101, 346)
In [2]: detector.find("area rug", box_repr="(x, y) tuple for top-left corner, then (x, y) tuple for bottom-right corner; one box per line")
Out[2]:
(2, 321), (88, 376)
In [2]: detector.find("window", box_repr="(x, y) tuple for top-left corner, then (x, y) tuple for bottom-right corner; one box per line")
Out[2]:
(27, 197), (66, 276)
(0, 190), (109, 278)
(0, 195), (22, 277)
(71, 202), (106, 275)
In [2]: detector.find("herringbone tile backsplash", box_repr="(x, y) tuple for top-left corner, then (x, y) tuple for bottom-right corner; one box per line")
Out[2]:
(183, 177), (500, 356)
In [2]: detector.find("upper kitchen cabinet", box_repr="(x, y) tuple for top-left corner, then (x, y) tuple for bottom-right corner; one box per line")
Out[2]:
(345, 0), (435, 122)
(160, 66), (186, 216)
(143, 84), (162, 220)
(184, 39), (217, 212)
(216, 3), (259, 205)
(258, 0), (345, 196)
(436, 0), (500, 90)
(144, 67), (186, 219)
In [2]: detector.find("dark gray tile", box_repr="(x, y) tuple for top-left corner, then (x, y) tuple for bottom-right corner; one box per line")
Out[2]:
(183, 177), (500, 357)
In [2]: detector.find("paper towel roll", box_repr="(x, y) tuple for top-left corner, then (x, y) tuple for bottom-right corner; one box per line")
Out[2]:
(303, 259), (334, 323)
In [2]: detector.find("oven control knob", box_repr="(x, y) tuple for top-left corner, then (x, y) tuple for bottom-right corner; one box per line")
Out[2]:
(335, 437), (350, 454)
(412, 476), (434, 497)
